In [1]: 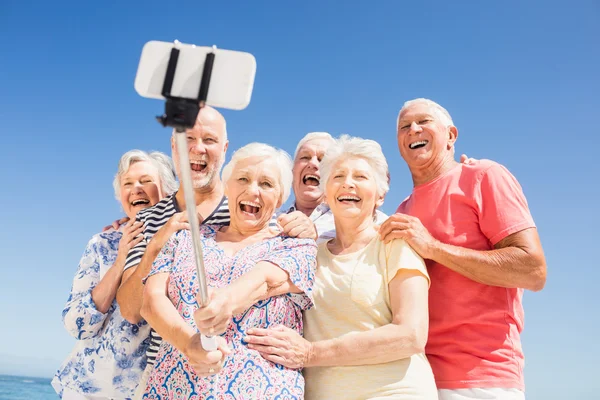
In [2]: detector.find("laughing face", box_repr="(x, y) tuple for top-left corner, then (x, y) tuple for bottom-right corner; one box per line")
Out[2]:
(396, 103), (457, 172)
(292, 138), (332, 211)
(119, 160), (164, 220)
(325, 157), (382, 223)
(171, 107), (228, 190)
(225, 156), (282, 234)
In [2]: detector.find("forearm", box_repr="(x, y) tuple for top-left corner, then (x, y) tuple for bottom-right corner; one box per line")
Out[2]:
(91, 259), (125, 313)
(117, 247), (160, 322)
(308, 323), (423, 367)
(430, 240), (544, 290)
(141, 289), (196, 354)
(228, 262), (298, 314)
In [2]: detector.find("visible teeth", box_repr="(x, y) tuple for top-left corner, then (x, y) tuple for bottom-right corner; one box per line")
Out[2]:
(409, 140), (428, 149)
(131, 199), (150, 206)
(305, 174), (319, 182)
(337, 195), (360, 201)
(191, 160), (207, 166)
(240, 201), (261, 208)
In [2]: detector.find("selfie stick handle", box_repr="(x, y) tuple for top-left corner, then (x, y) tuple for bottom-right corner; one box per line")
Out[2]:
(162, 42), (219, 352)
(175, 132), (218, 352)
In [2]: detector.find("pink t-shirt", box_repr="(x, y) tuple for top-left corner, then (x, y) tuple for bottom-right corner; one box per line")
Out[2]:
(396, 160), (535, 390)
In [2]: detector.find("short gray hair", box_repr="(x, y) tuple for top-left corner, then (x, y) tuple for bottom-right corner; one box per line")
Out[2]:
(113, 150), (178, 201)
(293, 132), (336, 160)
(320, 134), (390, 199)
(222, 143), (293, 204)
(398, 98), (454, 127)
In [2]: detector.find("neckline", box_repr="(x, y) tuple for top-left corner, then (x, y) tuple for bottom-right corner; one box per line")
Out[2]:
(173, 193), (227, 223)
(323, 234), (379, 260)
(413, 163), (461, 191)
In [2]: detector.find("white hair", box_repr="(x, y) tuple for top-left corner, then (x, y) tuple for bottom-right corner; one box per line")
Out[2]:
(398, 98), (454, 127)
(320, 134), (390, 199)
(293, 131), (336, 160)
(221, 143), (293, 205)
(113, 150), (178, 201)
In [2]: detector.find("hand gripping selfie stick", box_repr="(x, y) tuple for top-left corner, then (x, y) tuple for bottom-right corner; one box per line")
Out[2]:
(156, 41), (218, 352)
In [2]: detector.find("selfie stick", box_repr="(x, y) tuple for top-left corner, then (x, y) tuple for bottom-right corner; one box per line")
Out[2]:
(156, 41), (218, 352)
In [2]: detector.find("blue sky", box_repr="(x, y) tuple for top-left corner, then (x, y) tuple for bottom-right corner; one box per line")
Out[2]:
(1, 0), (598, 398)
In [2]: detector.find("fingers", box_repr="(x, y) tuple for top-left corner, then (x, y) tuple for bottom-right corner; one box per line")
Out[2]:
(216, 336), (232, 355)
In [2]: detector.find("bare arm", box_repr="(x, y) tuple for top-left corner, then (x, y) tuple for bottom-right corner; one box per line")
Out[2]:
(245, 269), (429, 368)
(379, 213), (547, 291)
(194, 261), (301, 335)
(92, 222), (143, 313)
(116, 243), (161, 323)
(308, 270), (428, 367)
(141, 272), (230, 376)
(429, 227), (546, 291)
(117, 212), (189, 323)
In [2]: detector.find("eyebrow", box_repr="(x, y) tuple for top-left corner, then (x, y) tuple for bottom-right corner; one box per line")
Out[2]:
(398, 113), (434, 125)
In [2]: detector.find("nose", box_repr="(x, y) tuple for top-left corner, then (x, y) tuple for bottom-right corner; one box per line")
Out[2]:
(308, 155), (319, 169)
(246, 181), (260, 196)
(408, 121), (422, 134)
(131, 182), (144, 193)
(342, 176), (355, 188)
(190, 139), (207, 155)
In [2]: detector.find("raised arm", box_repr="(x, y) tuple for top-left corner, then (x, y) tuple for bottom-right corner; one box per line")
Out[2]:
(117, 212), (189, 323)
(141, 246), (229, 376)
(194, 238), (317, 336)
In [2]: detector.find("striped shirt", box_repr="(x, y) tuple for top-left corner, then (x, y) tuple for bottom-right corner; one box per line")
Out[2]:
(124, 193), (230, 365)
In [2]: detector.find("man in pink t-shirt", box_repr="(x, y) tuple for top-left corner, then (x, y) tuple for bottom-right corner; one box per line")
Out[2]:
(379, 98), (547, 400)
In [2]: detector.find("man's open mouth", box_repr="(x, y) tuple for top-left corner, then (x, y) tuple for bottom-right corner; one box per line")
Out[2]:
(191, 160), (208, 172)
(302, 174), (320, 186)
(409, 140), (428, 150)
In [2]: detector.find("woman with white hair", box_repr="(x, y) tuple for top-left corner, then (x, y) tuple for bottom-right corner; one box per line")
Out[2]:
(53, 150), (178, 399)
(141, 143), (317, 399)
(287, 131), (388, 242)
(246, 135), (438, 399)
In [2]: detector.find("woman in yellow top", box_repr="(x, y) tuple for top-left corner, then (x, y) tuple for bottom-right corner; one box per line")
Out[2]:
(245, 135), (438, 399)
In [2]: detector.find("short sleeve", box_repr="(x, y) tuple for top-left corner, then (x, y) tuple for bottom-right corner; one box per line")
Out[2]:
(143, 231), (179, 283)
(475, 164), (536, 245)
(385, 239), (430, 286)
(259, 237), (317, 310)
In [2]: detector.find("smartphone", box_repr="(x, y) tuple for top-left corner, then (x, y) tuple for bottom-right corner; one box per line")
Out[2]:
(134, 41), (256, 110)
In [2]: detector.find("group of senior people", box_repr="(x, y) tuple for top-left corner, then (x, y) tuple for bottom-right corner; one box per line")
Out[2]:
(54, 98), (546, 400)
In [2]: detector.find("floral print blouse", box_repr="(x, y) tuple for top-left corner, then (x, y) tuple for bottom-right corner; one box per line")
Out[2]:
(143, 225), (317, 400)
(52, 228), (150, 399)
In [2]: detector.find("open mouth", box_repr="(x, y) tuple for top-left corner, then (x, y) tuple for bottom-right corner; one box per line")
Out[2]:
(190, 160), (208, 172)
(302, 174), (320, 186)
(131, 198), (150, 207)
(240, 200), (261, 215)
(337, 195), (361, 204)
(409, 140), (428, 150)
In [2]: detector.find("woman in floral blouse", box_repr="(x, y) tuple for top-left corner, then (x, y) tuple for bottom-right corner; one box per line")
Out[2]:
(141, 143), (317, 399)
(52, 150), (178, 399)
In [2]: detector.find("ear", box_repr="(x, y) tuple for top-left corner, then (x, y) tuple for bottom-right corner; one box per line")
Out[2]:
(447, 126), (458, 150)
(375, 194), (385, 208)
(223, 140), (229, 154)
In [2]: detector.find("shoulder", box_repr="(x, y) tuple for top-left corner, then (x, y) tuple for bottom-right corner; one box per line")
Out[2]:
(91, 229), (121, 247)
(274, 235), (317, 252)
(460, 159), (512, 180)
